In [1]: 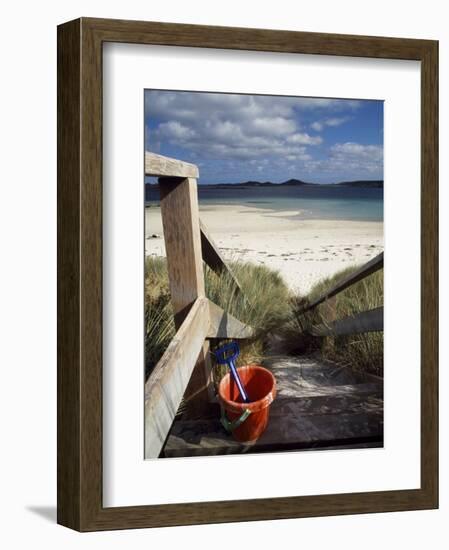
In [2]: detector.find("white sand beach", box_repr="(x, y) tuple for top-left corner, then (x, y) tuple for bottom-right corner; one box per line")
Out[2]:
(145, 204), (383, 296)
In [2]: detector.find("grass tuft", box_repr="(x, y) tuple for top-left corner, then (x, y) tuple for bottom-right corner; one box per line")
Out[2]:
(145, 256), (384, 383)
(281, 266), (383, 377)
(145, 257), (291, 383)
(144, 257), (174, 380)
(205, 261), (291, 385)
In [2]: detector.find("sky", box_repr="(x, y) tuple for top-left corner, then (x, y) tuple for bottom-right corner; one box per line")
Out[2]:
(144, 90), (383, 184)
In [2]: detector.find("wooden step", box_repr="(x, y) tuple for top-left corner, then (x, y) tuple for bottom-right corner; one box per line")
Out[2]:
(265, 358), (381, 386)
(162, 391), (383, 458)
(162, 355), (383, 458)
(163, 408), (383, 458)
(179, 390), (383, 421)
(268, 364), (382, 399)
(270, 392), (383, 417)
(275, 379), (382, 399)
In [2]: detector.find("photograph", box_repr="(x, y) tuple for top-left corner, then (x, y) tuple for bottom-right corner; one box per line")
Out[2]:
(52, 12), (438, 534)
(144, 89), (384, 459)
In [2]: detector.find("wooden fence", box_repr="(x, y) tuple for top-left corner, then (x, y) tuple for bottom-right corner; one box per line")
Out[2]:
(144, 152), (253, 458)
(300, 252), (384, 337)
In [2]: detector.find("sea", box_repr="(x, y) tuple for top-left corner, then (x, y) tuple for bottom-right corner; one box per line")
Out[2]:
(145, 185), (383, 222)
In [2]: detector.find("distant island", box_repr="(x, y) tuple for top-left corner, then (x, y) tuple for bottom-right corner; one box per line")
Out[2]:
(333, 180), (383, 188)
(206, 178), (309, 188)
(146, 178), (383, 189)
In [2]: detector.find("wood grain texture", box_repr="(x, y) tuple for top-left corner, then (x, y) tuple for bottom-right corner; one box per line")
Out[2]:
(182, 340), (215, 412)
(164, 357), (383, 458)
(144, 297), (210, 458)
(310, 307), (383, 337)
(200, 219), (244, 295)
(57, 18), (81, 531)
(158, 176), (213, 410)
(57, 17), (438, 531)
(165, 411), (383, 457)
(159, 177), (205, 327)
(420, 40), (439, 506)
(81, 16), (435, 60)
(145, 151), (199, 178)
(79, 19), (104, 530)
(207, 299), (254, 339)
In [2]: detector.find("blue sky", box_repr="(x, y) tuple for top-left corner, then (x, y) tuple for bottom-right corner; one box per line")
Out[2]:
(145, 90), (383, 184)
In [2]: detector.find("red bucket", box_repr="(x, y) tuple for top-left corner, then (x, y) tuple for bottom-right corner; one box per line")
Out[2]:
(218, 365), (276, 443)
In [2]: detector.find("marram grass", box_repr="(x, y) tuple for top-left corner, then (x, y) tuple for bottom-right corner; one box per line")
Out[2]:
(281, 267), (384, 377)
(145, 256), (384, 383)
(144, 256), (291, 382)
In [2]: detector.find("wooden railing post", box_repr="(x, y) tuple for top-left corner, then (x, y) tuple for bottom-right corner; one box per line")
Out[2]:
(145, 152), (254, 454)
(159, 176), (213, 414)
(144, 298), (210, 458)
(159, 177), (204, 325)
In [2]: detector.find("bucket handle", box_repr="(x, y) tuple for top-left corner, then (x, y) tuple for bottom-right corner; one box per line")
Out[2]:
(220, 406), (251, 433)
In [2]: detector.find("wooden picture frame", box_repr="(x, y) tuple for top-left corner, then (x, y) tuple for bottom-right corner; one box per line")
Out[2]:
(57, 17), (438, 531)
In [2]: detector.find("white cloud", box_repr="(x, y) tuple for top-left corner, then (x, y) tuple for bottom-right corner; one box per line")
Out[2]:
(326, 117), (349, 127)
(157, 121), (196, 140)
(145, 91), (379, 181)
(310, 142), (384, 175)
(145, 92), (360, 123)
(250, 117), (297, 136)
(310, 117), (349, 132)
(330, 142), (383, 161)
(146, 91), (330, 161)
(287, 133), (323, 145)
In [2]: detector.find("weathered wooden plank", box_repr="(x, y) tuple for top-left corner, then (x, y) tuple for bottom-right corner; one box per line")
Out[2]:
(310, 307), (383, 337)
(144, 297), (210, 458)
(163, 410), (383, 457)
(200, 219), (244, 295)
(181, 340), (215, 415)
(267, 393), (383, 417)
(267, 359), (383, 399)
(163, 355), (383, 457)
(159, 177), (204, 325)
(173, 392), (383, 422)
(207, 299), (254, 339)
(275, 378), (382, 399)
(267, 361), (382, 388)
(158, 176), (212, 416)
(300, 252), (384, 314)
(145, 151), (199, 178)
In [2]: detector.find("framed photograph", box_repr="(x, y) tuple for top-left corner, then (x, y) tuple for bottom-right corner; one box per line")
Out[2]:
(57, 17), (438, 531)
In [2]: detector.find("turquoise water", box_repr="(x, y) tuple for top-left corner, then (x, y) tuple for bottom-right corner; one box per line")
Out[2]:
(146, 185), (383, 222)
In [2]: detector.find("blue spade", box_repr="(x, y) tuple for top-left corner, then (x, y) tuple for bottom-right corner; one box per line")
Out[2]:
(214, 342), (249, 403)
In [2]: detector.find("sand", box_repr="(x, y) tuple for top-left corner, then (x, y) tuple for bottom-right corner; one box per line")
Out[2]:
(145, 204), (383, 296)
